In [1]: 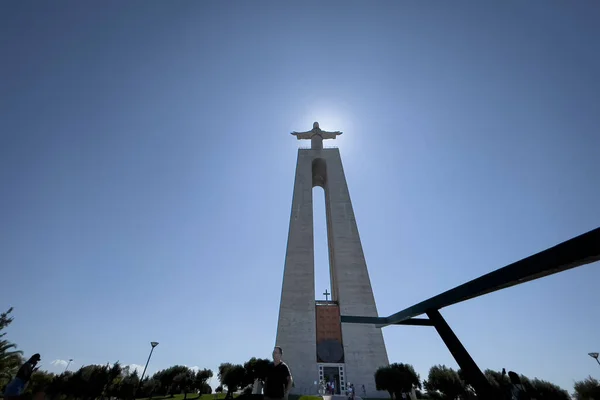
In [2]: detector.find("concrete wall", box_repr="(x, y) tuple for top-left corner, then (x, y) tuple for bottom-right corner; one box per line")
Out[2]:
(321, 149), (389, 398)
(275, 148), (389, 398)
(275, 150), (317, 395)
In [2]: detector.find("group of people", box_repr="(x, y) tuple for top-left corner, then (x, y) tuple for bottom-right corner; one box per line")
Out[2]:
(323, 380), (356, 399)
(324, 380), (336, 395)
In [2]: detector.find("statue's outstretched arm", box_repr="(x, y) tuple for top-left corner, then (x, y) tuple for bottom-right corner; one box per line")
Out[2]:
(290, 130), (314, 140)
(320, 130), (343, 139)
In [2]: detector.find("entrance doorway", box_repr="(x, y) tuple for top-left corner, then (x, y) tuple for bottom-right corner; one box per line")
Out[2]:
(318, 364), (345, 395)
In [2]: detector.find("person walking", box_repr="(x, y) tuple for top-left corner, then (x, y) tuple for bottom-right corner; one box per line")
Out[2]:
(3, 354), (41, 400)
(264, 346), (293, 400)
(347, 383), (355, 400)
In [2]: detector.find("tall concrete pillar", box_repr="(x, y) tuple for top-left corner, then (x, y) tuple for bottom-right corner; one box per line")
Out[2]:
(275, 123), (389, 398)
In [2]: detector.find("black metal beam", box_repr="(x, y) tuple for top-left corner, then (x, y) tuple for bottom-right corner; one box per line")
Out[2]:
(340, 316), (385, 325)
(340, 316), (434, 326)
(391, 318), (434, 327)
(426, 309), (496, 399)
(377, 227), (600, 327)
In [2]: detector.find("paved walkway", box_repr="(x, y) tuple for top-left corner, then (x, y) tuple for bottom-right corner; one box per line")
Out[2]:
(328, 395), (362, 400)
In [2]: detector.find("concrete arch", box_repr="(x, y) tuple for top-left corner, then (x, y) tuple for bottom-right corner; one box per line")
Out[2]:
(312, 157), (327, 188)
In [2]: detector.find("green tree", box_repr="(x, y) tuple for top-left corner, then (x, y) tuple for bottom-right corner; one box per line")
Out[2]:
(218, 363), (233, 396)
(152, 365), (190, 397)
(374, 363), (421, 399)
(484, 369), (569, 400)
(423, 365), (465, 400)
(118, 368), (140, 400)
(375, 364), (396, 398)
(66, 364), (112, 400)
(483, 369), (511, 398)
(199, 382), (212, 395)
(151, 369), (169, 395)
(243, 358), (270, 387)
(26, 370), (55, 395)
(46, 372), (72, 400)
(218, 363), (245, 399)
(141, 378), (159, 399)
(194, 369), (213, 394)
(573, 376), (600, 400)
(66, 366), (88, 399)
(0, 308), (24, 388)
(529, 378), (570, 400)
(455, 369), (477, 399)
(484, 369), (509, 389)
(174, 369), (195, 400)
(515, 374), (536, 398)
(103, 361), (122, 399)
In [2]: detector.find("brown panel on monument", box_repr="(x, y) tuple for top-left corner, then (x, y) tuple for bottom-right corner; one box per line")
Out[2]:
(316, 303), (344, 363)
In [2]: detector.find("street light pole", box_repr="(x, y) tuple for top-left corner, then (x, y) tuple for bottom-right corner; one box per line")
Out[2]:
(135, 341), (159, 397)
(589, 352), (600, 367)
(140, 342), (159, 383)
(65, 359), (73, 373)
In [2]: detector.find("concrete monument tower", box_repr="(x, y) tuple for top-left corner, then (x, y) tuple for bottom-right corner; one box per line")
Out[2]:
(275, 122), (389, 398)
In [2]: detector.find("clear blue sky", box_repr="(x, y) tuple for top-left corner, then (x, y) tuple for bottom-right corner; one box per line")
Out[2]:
(1, 0), (599, 394)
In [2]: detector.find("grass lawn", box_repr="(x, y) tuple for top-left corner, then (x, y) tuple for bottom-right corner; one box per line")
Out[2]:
(137, 394), (323, 400)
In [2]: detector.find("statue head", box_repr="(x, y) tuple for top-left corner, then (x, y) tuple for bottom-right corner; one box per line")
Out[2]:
(313, 122), (320, 129)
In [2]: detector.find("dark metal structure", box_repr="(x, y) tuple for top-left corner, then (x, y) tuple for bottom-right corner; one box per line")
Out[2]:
(341, 227), (600, 398)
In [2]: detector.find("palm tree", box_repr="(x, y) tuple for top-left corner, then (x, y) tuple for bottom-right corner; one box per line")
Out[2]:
(0, 308), (24, 388)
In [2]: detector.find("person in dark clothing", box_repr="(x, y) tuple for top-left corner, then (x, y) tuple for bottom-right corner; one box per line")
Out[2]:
(264, 347), (292, 400)
(4, 354), (41, 399)
(507, 370), (531, 400)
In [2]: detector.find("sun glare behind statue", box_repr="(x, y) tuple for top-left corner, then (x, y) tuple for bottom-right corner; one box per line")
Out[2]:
(294, 105), (357, 157)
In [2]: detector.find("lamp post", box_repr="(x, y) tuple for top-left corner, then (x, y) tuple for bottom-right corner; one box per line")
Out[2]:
(65, 359), (73, 372)
(589, 352), (600, 367)
(135, 341), (159, 398)
(140, 342), (159, 383)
